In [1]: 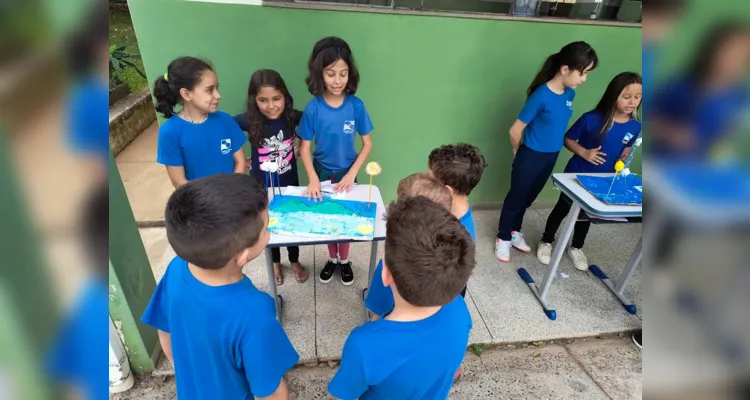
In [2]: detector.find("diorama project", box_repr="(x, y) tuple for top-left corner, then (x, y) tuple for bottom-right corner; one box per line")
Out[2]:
(266, 161), (382, 241)
(577, 138), (643, 206)
(267, 196), (377, 241)
(577, 174), (642, 205)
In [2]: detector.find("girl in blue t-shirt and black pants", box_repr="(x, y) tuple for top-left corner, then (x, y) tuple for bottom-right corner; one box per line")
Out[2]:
(495, 42), (598, 263)
(538, 72), (642, 271)
(298, 37), (374, 286)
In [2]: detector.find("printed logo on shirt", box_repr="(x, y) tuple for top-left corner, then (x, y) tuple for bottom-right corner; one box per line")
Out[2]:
(343, 120), (355, 134)
(220, 139), (232, 155)
(566, 100), (573, 110)
(622, 132), (634, 144)
(258, 130), (294, 175)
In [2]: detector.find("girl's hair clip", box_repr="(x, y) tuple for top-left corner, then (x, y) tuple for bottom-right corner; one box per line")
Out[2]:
(164, 73), (169, 81)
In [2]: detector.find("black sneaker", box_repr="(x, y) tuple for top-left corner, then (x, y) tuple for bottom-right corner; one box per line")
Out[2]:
(319, 260), (337, 283)
(632, 331), (642, 349)
(340, 261), (354, 286)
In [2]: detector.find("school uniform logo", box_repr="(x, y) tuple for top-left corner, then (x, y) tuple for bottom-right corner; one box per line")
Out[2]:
(566, 100), (573, 110)
(622, 133), (634, 144)
(220, 139), (232, 154)
(343, 120), (355, 134)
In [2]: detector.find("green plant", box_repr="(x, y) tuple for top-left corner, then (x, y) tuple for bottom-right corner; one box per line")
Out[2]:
(469, 343), (485, 357)
(109, 44), (146, 85)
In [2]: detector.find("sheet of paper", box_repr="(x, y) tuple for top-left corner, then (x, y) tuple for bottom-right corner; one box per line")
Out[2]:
(281, 185), (347, 199)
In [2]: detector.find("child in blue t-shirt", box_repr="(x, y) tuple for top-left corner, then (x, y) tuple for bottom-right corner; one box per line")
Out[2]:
(496, 41), (599, 264)
(233, 69), (309, 286)
(153, 57), (247, 188)
(366, 144), (486, 319)
(650, 23), (750, 161)
(538, 72), (643, 271)
(329, 197), (475, 400)
(365, 172), (454, 320)
(142, 174), (299, 400)
(298, 37), (374, 286)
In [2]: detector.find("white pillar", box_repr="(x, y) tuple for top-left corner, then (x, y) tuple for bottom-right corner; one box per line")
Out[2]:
(109, 316), (135, 393)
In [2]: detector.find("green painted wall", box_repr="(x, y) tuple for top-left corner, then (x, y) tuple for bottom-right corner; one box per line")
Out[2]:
(128, 0), (641, 204)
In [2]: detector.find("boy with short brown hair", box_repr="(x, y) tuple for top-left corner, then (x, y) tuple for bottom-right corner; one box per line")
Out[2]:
(330, 197), (475, 399)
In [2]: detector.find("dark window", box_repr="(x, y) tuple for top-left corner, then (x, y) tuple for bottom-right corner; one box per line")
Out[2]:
(265, 0), (642, 23)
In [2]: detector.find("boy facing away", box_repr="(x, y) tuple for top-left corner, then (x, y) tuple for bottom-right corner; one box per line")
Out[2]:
(142, 174), (298, 400)
(329, 196), (476, 399)
(365, 143), (486, 319)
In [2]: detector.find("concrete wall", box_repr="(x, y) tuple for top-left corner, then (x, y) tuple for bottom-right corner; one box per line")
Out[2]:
(127, 0), (641, 204)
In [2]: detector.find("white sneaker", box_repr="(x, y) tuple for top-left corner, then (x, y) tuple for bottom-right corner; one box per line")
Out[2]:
(495, 239), (511, 263)
(510, 231), (531, 253)
(568, 247), (589, 271)
(537, 242), (552, 265)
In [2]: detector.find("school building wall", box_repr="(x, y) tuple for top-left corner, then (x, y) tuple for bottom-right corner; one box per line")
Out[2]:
(127, 0), (642, 204)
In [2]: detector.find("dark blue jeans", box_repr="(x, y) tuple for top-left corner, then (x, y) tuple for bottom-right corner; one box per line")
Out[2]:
(497, 145), (560, 241)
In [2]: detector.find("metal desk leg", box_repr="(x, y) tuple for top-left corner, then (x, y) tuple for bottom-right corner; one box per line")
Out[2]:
(517, 202), (581, 320)
(362, 240), (379, 320)
(590, 238), (641, 315)
(265, 248), (283, 321)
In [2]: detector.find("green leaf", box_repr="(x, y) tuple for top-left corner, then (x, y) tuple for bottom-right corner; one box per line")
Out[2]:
(119, 60), (147, 79)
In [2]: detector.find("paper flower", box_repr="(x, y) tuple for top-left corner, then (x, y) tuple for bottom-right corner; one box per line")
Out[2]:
(365, 162), (382, 176)
(614, 160), (625, 173)
(260, 160), (278, 173)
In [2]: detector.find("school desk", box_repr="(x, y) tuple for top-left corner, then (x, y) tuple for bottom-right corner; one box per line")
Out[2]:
(264, 184), (387, 322)
(517, 173), (643, 320)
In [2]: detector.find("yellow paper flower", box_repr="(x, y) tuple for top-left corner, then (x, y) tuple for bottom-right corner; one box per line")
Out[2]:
(614, 160), (625, 173)
(365, 161), (382, 176)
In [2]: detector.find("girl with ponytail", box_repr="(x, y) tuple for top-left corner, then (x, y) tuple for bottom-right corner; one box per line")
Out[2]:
(154, 57), (247, 188)
(495, 41), (598, 264)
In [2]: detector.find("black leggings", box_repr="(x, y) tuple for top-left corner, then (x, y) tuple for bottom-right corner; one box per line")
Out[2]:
(541, 194), (591, 249)
(271, 246), (300, 264)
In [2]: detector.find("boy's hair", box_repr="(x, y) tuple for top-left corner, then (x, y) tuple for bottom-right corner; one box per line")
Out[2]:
(384, 196), (475, 307)
(397, 173), (452, 211)
(165, 174), (268, 270)
(428, 143), (488, 196)
(305, 36), (360, 96)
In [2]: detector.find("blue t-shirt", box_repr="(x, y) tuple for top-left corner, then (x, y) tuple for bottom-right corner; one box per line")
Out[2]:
(329, 296), (472, 400)
(652, 77), (750, 158)
(141, 257), (299, 399)
(47, 278), (108, 400)
(365, 208), (476, 317)
(67, 78), (110, 166)
(297, 95), (374, 172)
(157, 111), (247, 181)
(564, 111), (642, 173)
(518, 84), (576, 153)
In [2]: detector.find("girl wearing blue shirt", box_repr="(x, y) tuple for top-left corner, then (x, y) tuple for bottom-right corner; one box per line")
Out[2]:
(298, 37), (374, 286)
(233, 69), (309, 286)
(495, 41), (598, 263)
(154, 57), (247, 188)
(651, 22), (750, 160)
(537, 72), (642, 271)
